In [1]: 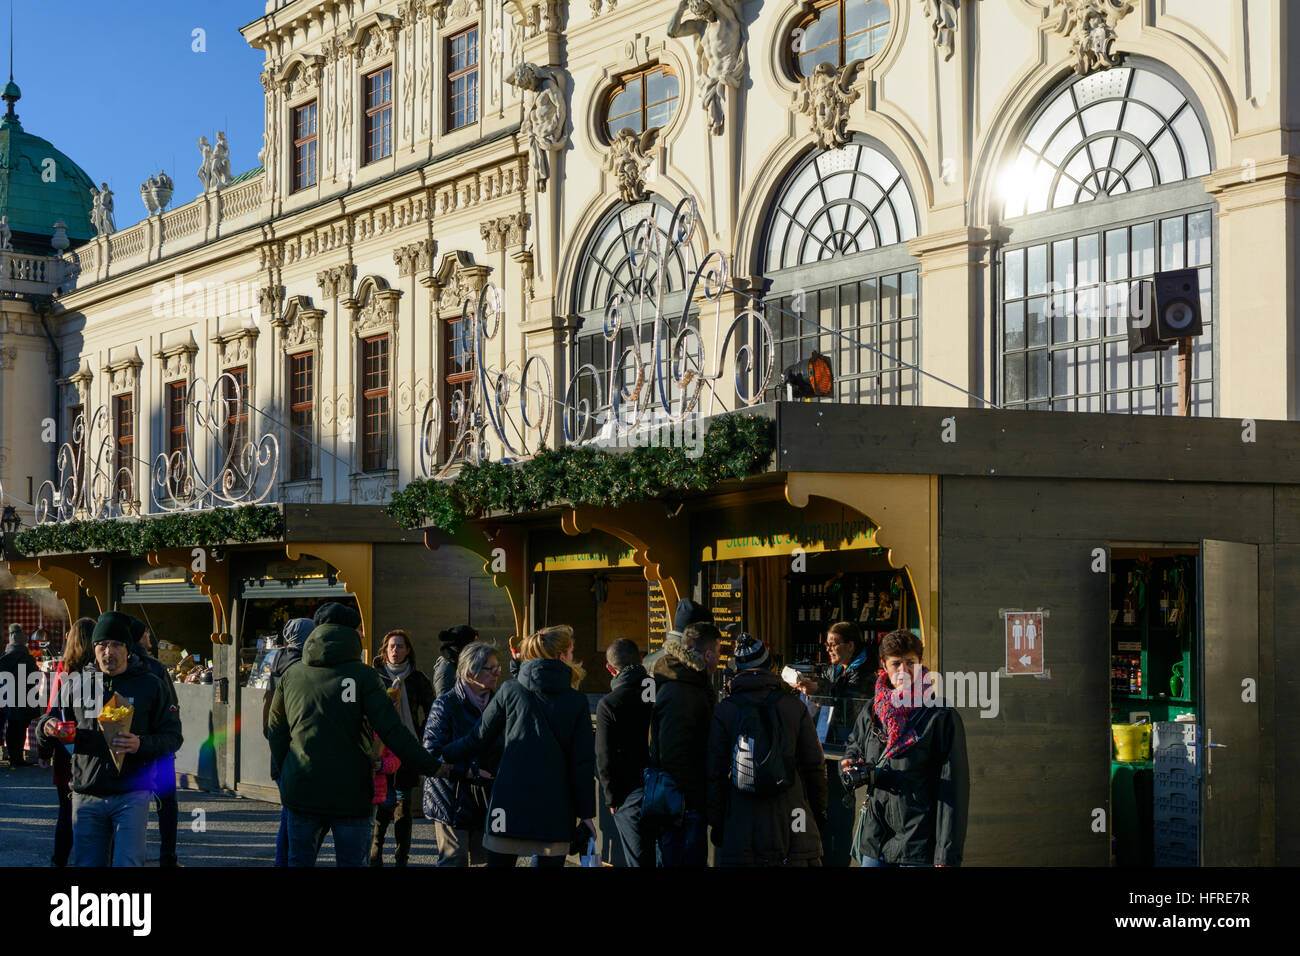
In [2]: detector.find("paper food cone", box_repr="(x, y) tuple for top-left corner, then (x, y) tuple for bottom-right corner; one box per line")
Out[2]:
(96, 692), (135, 773)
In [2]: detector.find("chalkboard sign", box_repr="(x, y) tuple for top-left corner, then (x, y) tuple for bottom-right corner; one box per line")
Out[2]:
(709, 562), (744, 662)
(647, 580), (669, 652)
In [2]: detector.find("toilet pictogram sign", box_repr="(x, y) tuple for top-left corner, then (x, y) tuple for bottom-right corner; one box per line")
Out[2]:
(1005, 611), (1044, 675)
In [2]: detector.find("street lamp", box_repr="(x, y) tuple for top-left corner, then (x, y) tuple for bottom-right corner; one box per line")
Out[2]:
(782, 351), (834, 400)
(0, 505), (19, 534)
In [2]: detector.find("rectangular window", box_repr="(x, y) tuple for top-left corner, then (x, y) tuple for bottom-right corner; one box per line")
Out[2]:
(362, 335), (390, 472)
(166, 382), (187, 482)
(999, 211), (1214, 416)
(447, 27), (479, 131)
(113, 394), (133, 499)
(364, 67), (393, 163)
(758, 271), (920, 406)
(223, 367), (249, 489)
(293, 101), (318, 191)
(289, 352), (314, 481)
(443, 317), (474, 461)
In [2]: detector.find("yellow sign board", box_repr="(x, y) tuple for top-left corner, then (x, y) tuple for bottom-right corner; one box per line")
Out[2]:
(700, 503), (877, 561)
(532, 546), (638, 573)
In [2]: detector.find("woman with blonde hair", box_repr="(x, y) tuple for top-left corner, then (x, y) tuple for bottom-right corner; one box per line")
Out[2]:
(438, 625), (595, 867)
(35, 617), (95, 866)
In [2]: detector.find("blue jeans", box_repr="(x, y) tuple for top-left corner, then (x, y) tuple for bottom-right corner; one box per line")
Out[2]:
(286, 808), (372, 867)
(613, 788), (650, 867)
(274, 805), (289, 867)
(656, 809), (707, 868)
(71, 790), (151, 867)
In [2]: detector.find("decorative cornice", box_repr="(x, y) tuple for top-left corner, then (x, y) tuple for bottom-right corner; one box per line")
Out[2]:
(102, 349), (143, 393)
(479, 212), (530, 253)
(316, 263), (357, 299)
(210, 326), (260, 368)
(259, 284), (286, 317)
(154, 332), (200, 381)
(274, 295), (327, 353)
(395, 238), (437, 277)
(919, 0), (959, 62)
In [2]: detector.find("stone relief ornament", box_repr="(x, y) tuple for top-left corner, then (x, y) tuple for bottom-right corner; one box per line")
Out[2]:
(1049, 0), (1133, 75)
(920, 0), (959, 62)
(604, 127), (661, 204)
(667, 0), (746, 136)
(507, 62), (567, 193)
(139, 172), (174, 216)
(793, 60), (865, 151)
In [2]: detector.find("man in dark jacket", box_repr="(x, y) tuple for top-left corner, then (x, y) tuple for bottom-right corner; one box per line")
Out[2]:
(267, 602), (442, 866)
(432, 624), (478, 698)
(66, 611), (183, 867)
(596, 638), (653, 866)
(643, 598), (713, 674)
(842, 629), (970, 867)
(263, 617), (313, 868)
(127, 618), (180, 866)
(1, 627), (38, 767)
(707, 633), (827, 866)
(649, 621), (720, 867)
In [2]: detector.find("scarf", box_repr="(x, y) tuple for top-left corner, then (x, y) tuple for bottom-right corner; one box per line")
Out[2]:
(872, 665), (935, 759)
(833, 648), (869, 682)
(460, 679), (489, 714)
(380, 660), (415, 735)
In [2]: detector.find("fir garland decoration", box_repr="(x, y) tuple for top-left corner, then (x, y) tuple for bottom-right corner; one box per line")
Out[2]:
(386, 413), (774, 534)
(13, 505), (285, 558)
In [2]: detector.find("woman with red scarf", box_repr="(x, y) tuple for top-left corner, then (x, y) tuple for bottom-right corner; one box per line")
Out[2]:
(840, 629), (970, 867)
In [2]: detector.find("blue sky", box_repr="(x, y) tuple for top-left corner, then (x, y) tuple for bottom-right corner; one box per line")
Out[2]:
(12, 0), (266, 230)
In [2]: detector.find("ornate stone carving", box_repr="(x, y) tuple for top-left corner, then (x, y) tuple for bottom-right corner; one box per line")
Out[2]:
(212, 326), (259, 368)
(316, 264), (357, 299)
(1048, 0), (1132, 75)
(667, 0), (746, 135)
(154, 333), (199, 381)
(279, 55), (324, 98)
(275, 296), (325, 352)
(0, 346), (17, 370)
(353, 16), (402, 64)
(394, 238), (436, 277)
(258, 284), (285, 317)
(479, 212), (530, 253)
(197, 132), (233, 193)
(432, 0), (481, 29)
(433, 251), (490, 315)
(507, 63), (567, 193)
(511, 248), (535, 302)
(519, 0), (563, 36)
(920, 0), (959, 62)
(350, 471), (398, 505)
(793, 60), (865, 150)
(103, 350), (142, 392)
(347, 279), (403, 335)
(140, 172), (174, 216)
(604, 127), (660, 204)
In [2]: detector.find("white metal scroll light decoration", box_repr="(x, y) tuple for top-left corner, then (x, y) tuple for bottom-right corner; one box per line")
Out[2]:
(417, 196), (777, 479)
(35, 405), (142, 523)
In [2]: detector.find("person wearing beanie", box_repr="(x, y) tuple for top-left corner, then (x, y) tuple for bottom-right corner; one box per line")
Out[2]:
(268, 609), (443, 866)
(125, 618), (181, 866)
(65, 611), (183, 866)
(313, 602), (362, 630)
(706, 632), (828, 866)
(263, 617), (317, 868)
(432, 624), (479, 698)
(643, 598), (713, 673)
(1, 625), (38, 767)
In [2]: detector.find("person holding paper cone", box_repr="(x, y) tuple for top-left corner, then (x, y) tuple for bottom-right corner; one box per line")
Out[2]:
(66, 611), (183, 867)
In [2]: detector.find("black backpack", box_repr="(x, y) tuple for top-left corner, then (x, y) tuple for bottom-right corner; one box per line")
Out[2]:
(730, 689), (797, 796)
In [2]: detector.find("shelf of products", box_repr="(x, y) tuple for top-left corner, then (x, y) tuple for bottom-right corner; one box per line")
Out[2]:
(786, 569), (915, 667)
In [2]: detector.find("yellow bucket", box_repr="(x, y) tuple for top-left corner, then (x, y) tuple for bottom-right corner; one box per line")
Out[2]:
(1112, 723), (1151, 762)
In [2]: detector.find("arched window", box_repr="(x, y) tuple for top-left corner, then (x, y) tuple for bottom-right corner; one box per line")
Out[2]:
(606, 65), (680, 139)
(570, 199), (698, 434)
(997, 65), (1216, 417)
(793, 0), (892, 77)
(1002, 67), (1212, 220)
(760, 139), (920, 405)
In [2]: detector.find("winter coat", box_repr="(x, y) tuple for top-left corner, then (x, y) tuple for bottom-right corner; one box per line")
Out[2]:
(372, 737), (400, 805)
(818, 652), (873, 700)
(135, 650), (178, 706)
(650, 639), (715, 812)
(595, 663), (651, 808)
(372, 660), (436, 790)
(421, 682), (502, 828)
(439, 657), (596, 843)
(843, 698), (970, 866)
(0, 645), (39, 723)
(267, 623), (441, 818)
(432, 650), (459, 699)
(68, 653), (183, 797)
(707, 669), (828, 866)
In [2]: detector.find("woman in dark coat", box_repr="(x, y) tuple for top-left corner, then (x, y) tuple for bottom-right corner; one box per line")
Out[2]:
(707, 634), (828, 866)
(370, 629), (436, 866)
(35, 618), (95, 866)
(841, 629), (970, 867)
(437, 625), (596, 868)
(422, 641), (504, 865)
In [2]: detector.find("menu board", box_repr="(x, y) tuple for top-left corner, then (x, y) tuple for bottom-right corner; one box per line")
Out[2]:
(647, 580), (669, 652)
(709, 562), (744, 663)
(598, 577), (649, 651)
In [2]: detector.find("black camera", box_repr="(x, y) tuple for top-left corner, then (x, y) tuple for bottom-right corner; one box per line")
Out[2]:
(840, 761), (875, 792)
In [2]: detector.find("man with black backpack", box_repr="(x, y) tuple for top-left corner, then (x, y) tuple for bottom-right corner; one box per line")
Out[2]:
(707, 633), (828, 866)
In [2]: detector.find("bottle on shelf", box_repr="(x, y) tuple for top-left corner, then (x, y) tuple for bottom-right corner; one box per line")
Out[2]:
(1159, 573), (1170, 625)
(797, 584), (806, 622)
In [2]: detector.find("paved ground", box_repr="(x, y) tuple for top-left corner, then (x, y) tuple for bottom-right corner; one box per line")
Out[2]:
(0, 760), (459, 867)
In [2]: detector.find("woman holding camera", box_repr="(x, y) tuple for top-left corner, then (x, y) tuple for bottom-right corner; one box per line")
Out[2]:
(840, 629), (969, 867)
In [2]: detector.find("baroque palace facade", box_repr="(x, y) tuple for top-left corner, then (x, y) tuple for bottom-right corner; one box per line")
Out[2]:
(0, 0), (1287, 522)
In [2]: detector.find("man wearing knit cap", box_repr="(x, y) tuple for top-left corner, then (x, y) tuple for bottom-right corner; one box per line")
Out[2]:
(64, 611), (183, 866)
(705, 632), (828, 866)
(643, 598), (713, 672)
(433, 623), (478, 697)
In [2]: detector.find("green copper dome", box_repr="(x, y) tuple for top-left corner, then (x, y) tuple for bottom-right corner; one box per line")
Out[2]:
(0, 80), (96, 252)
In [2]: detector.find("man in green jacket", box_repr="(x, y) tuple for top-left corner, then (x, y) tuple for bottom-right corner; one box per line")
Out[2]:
(267, 603), (442, 867)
